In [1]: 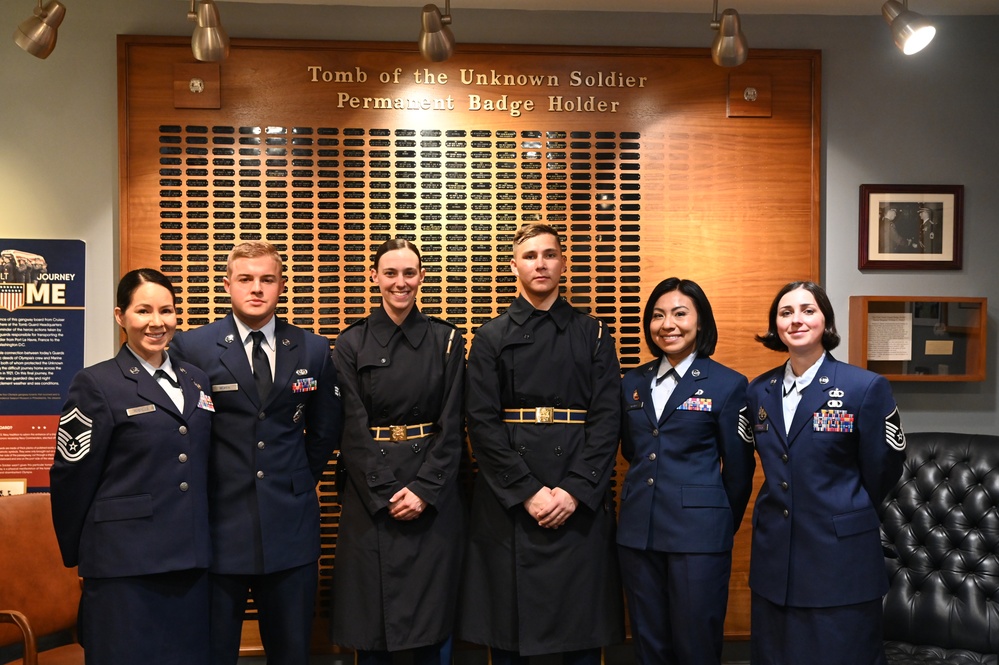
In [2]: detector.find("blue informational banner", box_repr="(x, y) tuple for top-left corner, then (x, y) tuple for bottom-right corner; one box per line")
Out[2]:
(0, 239), (86, 490)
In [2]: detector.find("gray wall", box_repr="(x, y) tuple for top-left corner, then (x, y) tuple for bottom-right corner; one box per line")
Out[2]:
(2, 2), (996, 433)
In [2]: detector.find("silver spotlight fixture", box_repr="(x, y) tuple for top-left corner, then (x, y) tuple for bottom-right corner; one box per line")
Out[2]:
(882, 0), (936, 55)
(13, 0), (66, 59)
(710, 0), (747, 67)
(188, 0), (230, 62)
(419, 1), (455, 62)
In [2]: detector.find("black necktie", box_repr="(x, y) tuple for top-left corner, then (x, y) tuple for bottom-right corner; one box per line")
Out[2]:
(154, 369), (180, 389)
(250, 331), (272, 402)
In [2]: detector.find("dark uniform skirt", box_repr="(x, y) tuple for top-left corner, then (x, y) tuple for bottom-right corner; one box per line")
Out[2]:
(750, 593), (887, 665)
(79, 568), (210, 665)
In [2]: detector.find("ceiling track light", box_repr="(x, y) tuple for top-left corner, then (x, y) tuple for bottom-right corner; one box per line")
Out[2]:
(709, 0), (747, 68)
(188, 0), (230, 63)
(13, 0), (66, 59)
(882, 0), (936, 55)
(419, 0), (455, 62)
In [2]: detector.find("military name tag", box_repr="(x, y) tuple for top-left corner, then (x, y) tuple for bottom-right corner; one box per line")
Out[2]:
(126, 404), (156, 417)
(212, 383), (239, 392)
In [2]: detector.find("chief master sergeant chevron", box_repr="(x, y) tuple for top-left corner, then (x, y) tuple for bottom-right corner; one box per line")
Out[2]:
(170, 241), (343, 665)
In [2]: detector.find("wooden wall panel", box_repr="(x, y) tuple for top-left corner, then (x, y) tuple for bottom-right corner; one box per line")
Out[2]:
(118, 35), (820, 649)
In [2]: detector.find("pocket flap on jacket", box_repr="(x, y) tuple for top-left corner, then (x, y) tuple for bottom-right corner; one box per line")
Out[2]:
(832, 508), (879, 538)
(292, 467), (317, 494)
(93, 494), (153, 522)
(681, 485), (730, 508)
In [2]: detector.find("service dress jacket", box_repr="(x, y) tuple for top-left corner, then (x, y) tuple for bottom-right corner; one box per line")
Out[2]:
(330, 307), (466, 652)
(617, 355), (755, 553)
(170, 314), (343, 575)
(747, 353), (906, 608)
(50, 346), (213, 578)
(458, 295), (624, 656)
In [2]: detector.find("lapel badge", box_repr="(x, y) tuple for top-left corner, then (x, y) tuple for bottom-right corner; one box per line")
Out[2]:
(770, 377), (778, 385)
(827, 399), (843, 408)
(179, 367), (188, 374)
(830, 388), (844, 398)
(193, 380), (202, 390)
(819, 376), (829, 384)
(695, 389), (704, 396)
(282, 338), (291, 347)
(691, 369), (700, 377)
(632, 389), (640, 402)
(293, 403), (305, 423)
(759, 406), (768, 422)
(296, 368), (308, 376)
(225, 334), (234, 344)
(129, 366), (140, 375)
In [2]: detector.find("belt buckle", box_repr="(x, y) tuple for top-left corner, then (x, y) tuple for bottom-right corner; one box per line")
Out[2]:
(389, 425), (407, 442)
(535, 407), (554, 424)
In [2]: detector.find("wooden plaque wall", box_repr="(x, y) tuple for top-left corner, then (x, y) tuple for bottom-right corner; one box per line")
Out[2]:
(119, 36), (820, 646)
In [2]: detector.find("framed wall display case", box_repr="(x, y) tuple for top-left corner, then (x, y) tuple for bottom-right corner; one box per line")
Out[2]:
(849, 296), (987, 381)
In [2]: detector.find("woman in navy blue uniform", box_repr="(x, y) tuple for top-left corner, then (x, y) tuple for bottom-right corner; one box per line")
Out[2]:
(330, 239), (465, 665)
(50, 269), (214, 665)
(747, 281), (906, 665)
(618, 277), (756, 665)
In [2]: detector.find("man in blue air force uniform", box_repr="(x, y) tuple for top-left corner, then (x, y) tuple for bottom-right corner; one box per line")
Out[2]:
(170, 241), (343, 665)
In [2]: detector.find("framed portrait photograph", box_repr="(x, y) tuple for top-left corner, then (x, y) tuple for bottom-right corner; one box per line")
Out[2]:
(859, 184), (964, 270)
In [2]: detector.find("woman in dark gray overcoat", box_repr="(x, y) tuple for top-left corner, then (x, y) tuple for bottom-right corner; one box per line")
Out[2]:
(330, 238), (465, 665)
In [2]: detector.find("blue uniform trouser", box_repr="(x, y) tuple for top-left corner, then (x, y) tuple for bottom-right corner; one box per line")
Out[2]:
(355, 637), (454, 665)
(618, 546), (731, 665)
(490, 647), (601, 665)
(209, 561), (319, 665)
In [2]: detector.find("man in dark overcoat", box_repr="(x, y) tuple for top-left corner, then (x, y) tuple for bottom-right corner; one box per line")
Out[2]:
(458, 223), (624, 665)
(170, 241), (343, 665)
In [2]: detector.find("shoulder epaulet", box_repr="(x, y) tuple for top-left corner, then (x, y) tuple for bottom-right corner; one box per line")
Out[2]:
(338, 317), (367, 335)
(428, 316), (459, 359)
(427, 315), (458, 329)
(587, 315), (606, 353)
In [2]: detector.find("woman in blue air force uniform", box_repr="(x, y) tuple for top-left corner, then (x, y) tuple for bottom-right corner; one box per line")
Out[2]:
(50, 269), (214, 665)
(617, 277), (756, 665)
(747, 281), (906, 665)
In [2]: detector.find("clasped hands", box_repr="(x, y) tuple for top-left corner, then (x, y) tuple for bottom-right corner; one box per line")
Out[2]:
(524, 486), (578, 529)
(389, 487), (426, 521)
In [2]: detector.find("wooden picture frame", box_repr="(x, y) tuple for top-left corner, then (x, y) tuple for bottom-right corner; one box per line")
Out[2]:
(0, 479), (28, 496)
(859, 184), (964, 270)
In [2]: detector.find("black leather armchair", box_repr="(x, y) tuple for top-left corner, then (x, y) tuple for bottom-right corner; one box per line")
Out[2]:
(881, 432), (999, 665)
